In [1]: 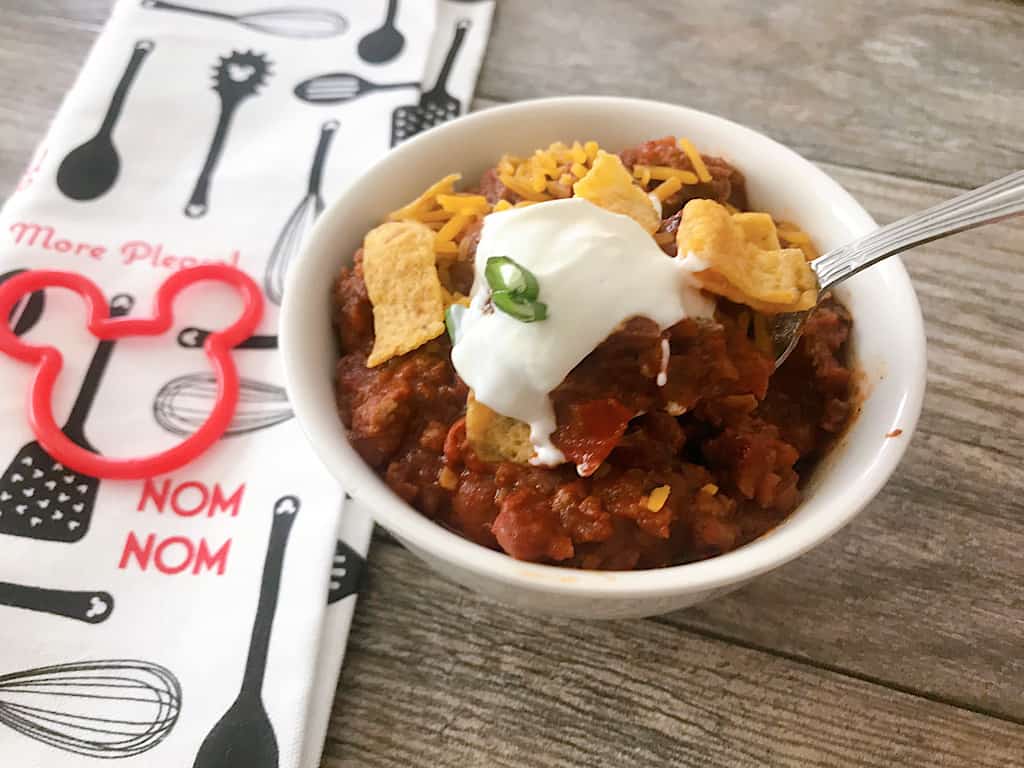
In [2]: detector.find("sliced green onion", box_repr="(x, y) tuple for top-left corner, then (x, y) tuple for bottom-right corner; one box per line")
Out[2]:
(445, 303), (466, 344)
(492, 290), (548, 323)
(484, 256), (539, 301)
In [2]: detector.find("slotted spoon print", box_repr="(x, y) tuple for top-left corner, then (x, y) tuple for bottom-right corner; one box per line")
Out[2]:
(293, 72), (418, 105)
(391, 18), (471, 146)
(0, 659), (181, 758)
(141, 0), (348, 38)
(186, 51), (272, 218)
(0, 294), (133, 543)
(264, 119), (338, 305)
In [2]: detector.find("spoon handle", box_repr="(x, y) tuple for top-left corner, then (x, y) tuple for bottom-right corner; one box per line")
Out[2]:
(812, 169), (1024, 291)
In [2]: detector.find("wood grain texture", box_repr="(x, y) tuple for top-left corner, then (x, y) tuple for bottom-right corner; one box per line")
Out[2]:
(1, 2), (1023, 766)
(478, 0), (1024, 189)
(323, 542), (1024, 768)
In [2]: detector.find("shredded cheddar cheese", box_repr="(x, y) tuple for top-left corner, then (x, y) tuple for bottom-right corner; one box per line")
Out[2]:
(641, 165), (700, 184)
(647, 485), (671, 512)
(652, 176), (683, 201)
(496, 140), (605, 203)
(701, 483), (719, 495)
(677, 137), (712, 183)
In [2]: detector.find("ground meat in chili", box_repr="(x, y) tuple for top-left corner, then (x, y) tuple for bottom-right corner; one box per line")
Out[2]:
(333, 146), (856, 570)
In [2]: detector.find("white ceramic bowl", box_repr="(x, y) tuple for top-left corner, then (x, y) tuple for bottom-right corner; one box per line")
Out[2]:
(281, 97), (926, 619)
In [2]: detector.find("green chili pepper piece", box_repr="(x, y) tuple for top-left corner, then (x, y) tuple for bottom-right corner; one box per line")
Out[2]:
(492, 290), (548, 323)
(484, 256), (540, 301)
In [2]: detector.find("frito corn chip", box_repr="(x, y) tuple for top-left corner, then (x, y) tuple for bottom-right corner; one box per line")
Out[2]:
(573, 151), (660, 234)
(678, 199), (817, 313)
(732, 212), (781, 250)
(387, 174), (462, 222)
(465, 393), (534, 464)
(363, 221), (446, 367)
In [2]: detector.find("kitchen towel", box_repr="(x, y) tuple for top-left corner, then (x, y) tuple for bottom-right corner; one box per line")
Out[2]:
(0, 1), (494, 767)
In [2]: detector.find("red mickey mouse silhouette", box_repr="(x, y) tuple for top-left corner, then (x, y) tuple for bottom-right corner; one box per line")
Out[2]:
(0, 266), (263, 480)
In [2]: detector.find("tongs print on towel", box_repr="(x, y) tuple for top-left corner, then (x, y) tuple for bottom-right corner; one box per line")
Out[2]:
(0, 267), (263, 481)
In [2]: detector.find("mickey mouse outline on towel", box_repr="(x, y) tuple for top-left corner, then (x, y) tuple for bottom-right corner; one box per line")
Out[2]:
(56, 40), (155, 201)
(140, 0), (349, 39)
(186, 51), (273, 219)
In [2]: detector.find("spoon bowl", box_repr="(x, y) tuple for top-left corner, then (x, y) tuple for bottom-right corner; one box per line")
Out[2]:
(56, 137), (120, 201)
(771, 168), (1024, 367)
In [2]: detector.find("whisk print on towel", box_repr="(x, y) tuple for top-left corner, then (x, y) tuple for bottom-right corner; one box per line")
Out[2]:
(192, 495), (300, 768)
(154, 373), (292, 438)
(140, 0), (349, 38)
(264, 120), (339, 306)
(185, 51), (272, 219)
(0, 659), (181, 757)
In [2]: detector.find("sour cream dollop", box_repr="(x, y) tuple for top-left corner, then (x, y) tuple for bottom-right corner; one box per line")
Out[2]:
(451, 197), (713, 465)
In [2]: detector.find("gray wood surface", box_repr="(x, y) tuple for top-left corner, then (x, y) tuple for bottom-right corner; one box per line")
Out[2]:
(2, 2), (1023, 766)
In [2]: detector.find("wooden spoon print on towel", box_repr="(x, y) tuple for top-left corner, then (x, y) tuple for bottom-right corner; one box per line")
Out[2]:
(185, 51), (272, 219)
(57, 40), (154, 201)
(0, 294), (134, 543)
(192, 495), (300, 768)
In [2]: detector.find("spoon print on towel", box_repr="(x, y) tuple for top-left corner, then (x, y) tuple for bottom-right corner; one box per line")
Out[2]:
(141, 0), (348, 38)
(265, 120), (338, 305)
(359, 0), (404, 64)
(193, 495), (299, 768)
(186, 51), (272, 219)
(0, 269), (45, 336)
(0, 294), (134, 543)
(0, 581), (113, 624)
(391, 19), (470, 146)
(154, 373), (292, 438)
(57, 40), (154, 201)
(0, 659), (181, 757)
(293, 72), (418, 105)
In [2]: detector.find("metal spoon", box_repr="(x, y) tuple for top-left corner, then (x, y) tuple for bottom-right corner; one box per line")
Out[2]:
(771, 169), (1024, 367)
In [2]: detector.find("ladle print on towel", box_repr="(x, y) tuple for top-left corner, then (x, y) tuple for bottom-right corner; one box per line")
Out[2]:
(0, 580), (114, 624)
(0, 267), (264, 483)
(0, 293), (133, 543)
(140, 0), (348, 38)
(154, 373), (292, 438)
(57, 40), (154, 201)
(264, 119), (338, 305)
(358, 0), (404, 64)
(391, 18), (471, 146)
(186, 51), (272, 219)
(193, 495), (299, 768)
(0, 659), (181, 757)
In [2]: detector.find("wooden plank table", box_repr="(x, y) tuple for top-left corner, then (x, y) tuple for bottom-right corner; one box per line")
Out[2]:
(3, 2), (1022, 765)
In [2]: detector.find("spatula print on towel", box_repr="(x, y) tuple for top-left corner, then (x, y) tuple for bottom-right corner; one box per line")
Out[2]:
(0, 295), (133, 543)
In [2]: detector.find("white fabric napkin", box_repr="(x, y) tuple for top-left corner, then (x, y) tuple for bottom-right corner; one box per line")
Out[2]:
(0, 2), (494, 766)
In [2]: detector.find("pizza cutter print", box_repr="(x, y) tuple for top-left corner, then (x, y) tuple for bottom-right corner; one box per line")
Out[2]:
(0, 581), (114, 624)
(140, 0), (347, 38)
(391, 19), (470, 147)
(57, 40), (154, 201)
(186, 51), (272, 219)
(0, 294), (133, 543)
(193, 495), (299, 768)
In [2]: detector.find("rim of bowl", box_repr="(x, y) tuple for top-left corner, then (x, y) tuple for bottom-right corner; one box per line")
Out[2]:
(282, 96), (927, 599)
